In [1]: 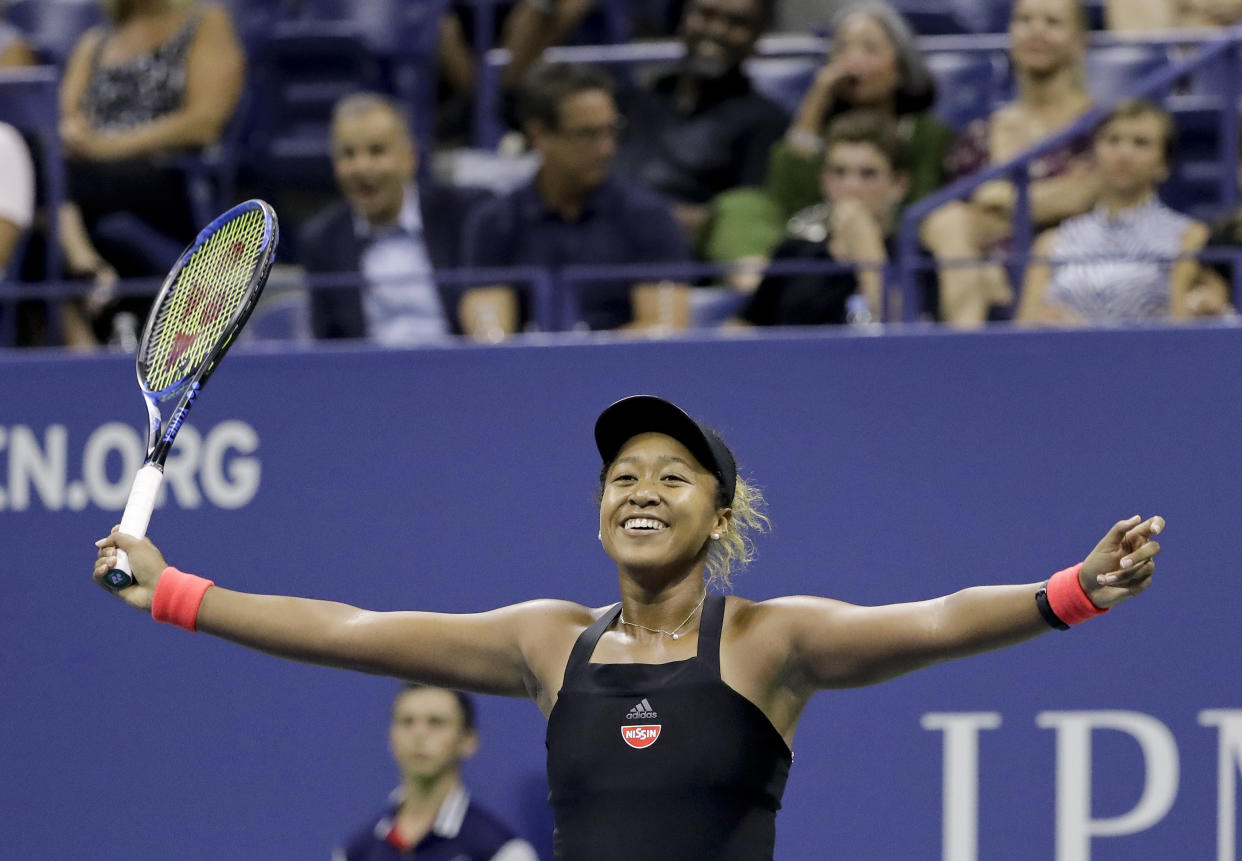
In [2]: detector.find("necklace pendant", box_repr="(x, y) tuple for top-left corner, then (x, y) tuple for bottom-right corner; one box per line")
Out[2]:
(671, 633), (679, 640)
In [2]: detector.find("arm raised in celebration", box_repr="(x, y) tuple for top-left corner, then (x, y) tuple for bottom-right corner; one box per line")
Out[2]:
(771, 515), (1163, 692)
(93, 531), (574, 700)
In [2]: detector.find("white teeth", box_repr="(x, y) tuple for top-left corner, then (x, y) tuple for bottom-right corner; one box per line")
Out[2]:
(624, 517), (667, 531)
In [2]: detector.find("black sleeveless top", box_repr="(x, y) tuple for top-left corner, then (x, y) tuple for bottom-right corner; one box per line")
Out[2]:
(546, 595), (793, 860)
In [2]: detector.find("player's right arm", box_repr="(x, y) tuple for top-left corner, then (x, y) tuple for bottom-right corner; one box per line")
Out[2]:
(93, 531), (569, 700)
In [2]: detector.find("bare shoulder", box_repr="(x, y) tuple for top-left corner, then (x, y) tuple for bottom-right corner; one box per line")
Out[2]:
(720, 595), (863, 716)
(723, 594), (858, 652)
(991, 103), (1027, 127)
(69, 25), (107, 62)
(197, 2), (237, 29)
(193, 3), (244, 47)
(506, 597), (608, 623)
(734, 594), (856, 625)
(508, 599), (614, 708)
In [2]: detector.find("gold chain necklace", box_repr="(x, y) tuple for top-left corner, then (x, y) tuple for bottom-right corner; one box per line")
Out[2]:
(619, 593), (707, 640)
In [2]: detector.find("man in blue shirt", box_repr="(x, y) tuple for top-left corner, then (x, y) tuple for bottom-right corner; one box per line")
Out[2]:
(301, 93), (489, 343)
(460, 63), (692, 335)
(334, 685), (537, 861)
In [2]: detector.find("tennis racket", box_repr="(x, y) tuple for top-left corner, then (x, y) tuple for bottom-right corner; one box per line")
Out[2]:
(103, 199), (279, 590)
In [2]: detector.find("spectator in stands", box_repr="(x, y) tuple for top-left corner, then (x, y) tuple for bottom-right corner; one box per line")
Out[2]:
(334, 684), (537, 861)
(58, 0), (244, 340)
(734, 111), (909, 327)
(498, 0), (598, 91)
(301, 92), (490, 344)
(704, 0), (950, 270)
(610, 0), (789, 241)
(920, 0), (1098, 327)
(461, 63), (693, 336)
(0, 122), (35, 276)
(0, 20), (36, 67)
(772, 2), (949, 220)
(1107, 0), (1242, 29)
(1191, 208), (1242, 318)
(435, 0), (599, 146)
(1017, 100), (1211, 324)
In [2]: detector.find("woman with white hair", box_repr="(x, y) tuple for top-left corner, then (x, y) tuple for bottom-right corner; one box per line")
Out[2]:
(702, 1), (950, 269)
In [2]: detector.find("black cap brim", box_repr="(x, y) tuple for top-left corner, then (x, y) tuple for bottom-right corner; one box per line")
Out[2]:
(594, 395), (736, 505)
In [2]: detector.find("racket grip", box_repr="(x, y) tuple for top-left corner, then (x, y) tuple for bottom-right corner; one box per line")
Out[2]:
(104, 464), (164, 590)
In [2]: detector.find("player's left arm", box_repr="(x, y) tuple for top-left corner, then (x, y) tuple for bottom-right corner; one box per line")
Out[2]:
(775, 515), (1164, 691)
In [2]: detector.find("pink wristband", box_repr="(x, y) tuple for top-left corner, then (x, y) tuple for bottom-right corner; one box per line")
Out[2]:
(151, 566), (214, 632)
(1046, 563), (1109, 626)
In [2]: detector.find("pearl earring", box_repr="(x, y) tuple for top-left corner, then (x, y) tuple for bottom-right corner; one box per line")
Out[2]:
(711, 532), (721, 540)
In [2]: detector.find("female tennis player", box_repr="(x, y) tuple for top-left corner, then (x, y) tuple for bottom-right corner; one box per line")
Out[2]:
(93, 394), (1163, 861)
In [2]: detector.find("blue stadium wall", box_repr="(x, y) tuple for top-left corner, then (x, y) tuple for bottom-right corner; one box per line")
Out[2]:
(2, 325), (1240, 860)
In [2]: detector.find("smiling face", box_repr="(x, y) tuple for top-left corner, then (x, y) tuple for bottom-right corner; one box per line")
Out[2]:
(680, 0), (765, 79)
(599, 433), (730, 576)
(331, 105), (416, 229)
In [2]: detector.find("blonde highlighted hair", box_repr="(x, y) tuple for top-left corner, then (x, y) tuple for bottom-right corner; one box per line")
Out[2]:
(704, 473), (771, 590)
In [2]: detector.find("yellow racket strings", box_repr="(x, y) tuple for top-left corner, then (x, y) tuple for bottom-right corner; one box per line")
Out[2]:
(143, 209), (268, 392)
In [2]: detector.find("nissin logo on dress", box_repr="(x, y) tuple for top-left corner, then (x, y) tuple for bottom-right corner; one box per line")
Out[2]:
(622, 699), (661, 749)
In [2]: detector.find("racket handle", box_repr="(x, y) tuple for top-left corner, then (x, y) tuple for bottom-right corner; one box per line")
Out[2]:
(104, 464), (164, 590)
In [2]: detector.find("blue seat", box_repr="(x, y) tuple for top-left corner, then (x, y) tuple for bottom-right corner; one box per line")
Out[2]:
(282, 0), (446, 150)
(238, 285), (311, 343)
(1085, 45), (1171, 103)
(1162, 96), (1231, 221)
(208, 0), (281, 58)
(245, 21), (389, 193)
(690, 287), (748, 327)
(168, 89), (254, 228)
(885, 0), (974, 35)
(292, 0), (411, 55)
(745, 57), (818, 115)
(927, 52), (999, 129)
(1184, 50), (1237, 96)
(4, 0), (103, 67)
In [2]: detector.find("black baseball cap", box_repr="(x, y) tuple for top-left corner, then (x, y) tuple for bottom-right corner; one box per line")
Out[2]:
(594, 395), (737, 506)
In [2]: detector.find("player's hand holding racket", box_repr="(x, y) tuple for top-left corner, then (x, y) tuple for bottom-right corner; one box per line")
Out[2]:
(94, 527), (168, 609)
(96, 199), (279, 593)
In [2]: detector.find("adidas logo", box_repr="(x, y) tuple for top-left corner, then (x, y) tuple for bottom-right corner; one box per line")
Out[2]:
(626, 698), (657, 720)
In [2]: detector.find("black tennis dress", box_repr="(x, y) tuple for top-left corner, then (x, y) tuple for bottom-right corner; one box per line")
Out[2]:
(546, 595), (793, 860)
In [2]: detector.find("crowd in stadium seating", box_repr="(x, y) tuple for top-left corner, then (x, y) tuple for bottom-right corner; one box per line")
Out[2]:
(1, 0), (1240, 349)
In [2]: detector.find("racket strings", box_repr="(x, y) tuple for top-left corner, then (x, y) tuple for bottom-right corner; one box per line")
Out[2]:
(142, 209), (270, 393)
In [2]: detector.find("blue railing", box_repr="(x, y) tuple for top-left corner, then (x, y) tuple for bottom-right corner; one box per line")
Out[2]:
(18, 243), (1242, 349)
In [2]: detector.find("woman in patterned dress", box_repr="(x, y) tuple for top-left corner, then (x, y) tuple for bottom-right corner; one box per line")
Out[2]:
(56, 0), (245, 343)
(1017, 99), (1210, 325)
